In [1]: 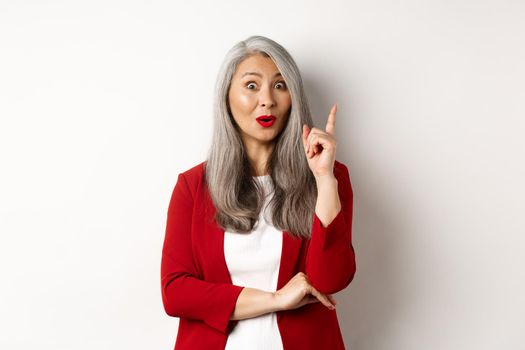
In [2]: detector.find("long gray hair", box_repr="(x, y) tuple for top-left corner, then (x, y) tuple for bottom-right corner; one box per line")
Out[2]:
(205, 35), (317, 239)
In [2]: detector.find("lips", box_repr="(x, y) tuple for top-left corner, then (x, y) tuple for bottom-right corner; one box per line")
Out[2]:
(256, 115), (276, 127)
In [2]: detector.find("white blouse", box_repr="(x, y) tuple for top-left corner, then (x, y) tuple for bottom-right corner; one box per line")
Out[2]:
(223, 175), (284, 350)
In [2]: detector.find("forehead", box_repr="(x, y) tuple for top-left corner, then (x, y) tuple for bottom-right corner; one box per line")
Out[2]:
(234, 54), (281, 78)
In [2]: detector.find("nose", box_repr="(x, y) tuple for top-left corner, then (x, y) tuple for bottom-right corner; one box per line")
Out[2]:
(259, 85), (275, 109)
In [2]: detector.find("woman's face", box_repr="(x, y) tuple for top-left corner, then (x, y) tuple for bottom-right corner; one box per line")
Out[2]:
(228, 54), (292, 147)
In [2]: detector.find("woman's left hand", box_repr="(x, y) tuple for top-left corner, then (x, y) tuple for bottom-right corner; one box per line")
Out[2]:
(302, 104), (338, 179)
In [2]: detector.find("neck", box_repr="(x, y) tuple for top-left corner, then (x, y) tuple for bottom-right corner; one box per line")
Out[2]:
(243, 139), (274, 177)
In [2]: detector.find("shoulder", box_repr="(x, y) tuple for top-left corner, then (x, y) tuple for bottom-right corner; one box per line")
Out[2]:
(176, 160), (207, 196)
(179, 160), (206, 180)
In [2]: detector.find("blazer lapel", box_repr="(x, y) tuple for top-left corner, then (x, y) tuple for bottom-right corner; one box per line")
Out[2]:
(277, 231), (303, 290)
(202, 187), (235, 284)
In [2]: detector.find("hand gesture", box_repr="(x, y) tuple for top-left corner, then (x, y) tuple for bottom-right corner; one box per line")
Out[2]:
(273, 272), (337, 311)
(302, 104), (338, 178)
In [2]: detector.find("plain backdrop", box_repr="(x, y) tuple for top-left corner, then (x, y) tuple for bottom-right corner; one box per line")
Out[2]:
(0, 1), (524, 349)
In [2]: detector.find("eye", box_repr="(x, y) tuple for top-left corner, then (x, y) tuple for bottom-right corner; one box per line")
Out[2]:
(275, 81), (287, 89)
(246, 82), (257, 89)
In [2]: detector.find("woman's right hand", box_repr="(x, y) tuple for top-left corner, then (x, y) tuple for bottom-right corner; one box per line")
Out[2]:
(272, 272), (336, 311)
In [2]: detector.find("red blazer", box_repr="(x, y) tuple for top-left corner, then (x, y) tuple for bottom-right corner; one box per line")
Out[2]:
(161, 159), (356, 349)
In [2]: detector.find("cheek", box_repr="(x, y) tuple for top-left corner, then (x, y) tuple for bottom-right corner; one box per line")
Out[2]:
(279, 94), (292, 112)
(229, 89), (253, 112)
(236, 94), (253, 111)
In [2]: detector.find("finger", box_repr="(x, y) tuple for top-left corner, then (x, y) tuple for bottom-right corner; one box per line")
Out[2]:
(318, 292), (335, 309)
(307, 129), (326, 147)
(303, 124), (312, 154)
(309, 286), (335, 309)
(302, 125), (307, 153)
(307, 131), (319, 158)
(306, 128), (318, 144)
(305, 295), (319, 304)
(309, 137), (317, 158)
(306, 130), (314, 158)
(307, 133), (329, 158)
(310, 144), (321, 158)
(325, 103), (337, 136)
(327, 294), (337, 306)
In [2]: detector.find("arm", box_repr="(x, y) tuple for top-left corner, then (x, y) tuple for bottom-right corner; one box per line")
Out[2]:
(305, 162), (356, 295)
(230, 287), (280, 320)
(161, 173), (245, 334)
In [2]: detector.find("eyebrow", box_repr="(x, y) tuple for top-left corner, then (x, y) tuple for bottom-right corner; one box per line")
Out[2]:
(241, 72), (283, 78)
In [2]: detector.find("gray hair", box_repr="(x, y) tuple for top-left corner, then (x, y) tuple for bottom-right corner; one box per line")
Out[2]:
(205, 35), (317, 239)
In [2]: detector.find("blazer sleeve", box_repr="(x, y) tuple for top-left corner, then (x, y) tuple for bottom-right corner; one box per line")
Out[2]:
(305, 162), (356, 295)
(160, 172), (245, 334)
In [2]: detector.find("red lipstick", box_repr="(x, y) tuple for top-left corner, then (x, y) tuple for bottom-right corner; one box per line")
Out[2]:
(256, 115), (276, 127)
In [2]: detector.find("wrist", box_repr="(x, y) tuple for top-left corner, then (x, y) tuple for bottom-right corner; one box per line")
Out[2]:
(315, 174), (338, 189)
(270, 291), (284, 312)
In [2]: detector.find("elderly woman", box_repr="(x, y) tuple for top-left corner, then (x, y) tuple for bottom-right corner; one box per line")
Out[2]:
(161, 35), (356, 349)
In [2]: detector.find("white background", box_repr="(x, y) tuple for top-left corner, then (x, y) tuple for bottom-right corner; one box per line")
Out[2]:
(1, 1), (524, 349)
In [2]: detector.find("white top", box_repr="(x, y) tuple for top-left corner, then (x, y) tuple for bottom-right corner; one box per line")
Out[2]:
(223, 175), (284, 350)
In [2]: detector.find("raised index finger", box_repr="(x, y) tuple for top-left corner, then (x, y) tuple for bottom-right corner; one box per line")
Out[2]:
(325, 103), (337, 136)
